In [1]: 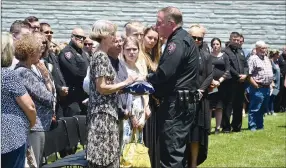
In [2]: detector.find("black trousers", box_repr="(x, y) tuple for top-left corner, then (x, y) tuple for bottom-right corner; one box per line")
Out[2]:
(221, 80), (245, 131)
(276, 77), (286, 112)
(158, 96), (196, 168)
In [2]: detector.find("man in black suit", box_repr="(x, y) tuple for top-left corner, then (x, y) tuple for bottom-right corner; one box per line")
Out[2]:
(221, 32), (249, 132)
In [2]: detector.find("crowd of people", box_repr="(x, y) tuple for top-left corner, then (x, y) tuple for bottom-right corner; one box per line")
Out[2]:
(1, 6), (286, 168)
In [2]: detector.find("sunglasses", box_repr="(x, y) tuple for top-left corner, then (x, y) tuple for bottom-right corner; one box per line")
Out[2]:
(72, 34), (86, 41)
(44, 31), (54, 35)
(192, 36), (204, 41)
(42, 41), (47, 45)
(84, 43), (93, 46)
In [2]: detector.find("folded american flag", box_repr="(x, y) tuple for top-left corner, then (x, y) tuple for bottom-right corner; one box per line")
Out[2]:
(122, 81), (155, 95)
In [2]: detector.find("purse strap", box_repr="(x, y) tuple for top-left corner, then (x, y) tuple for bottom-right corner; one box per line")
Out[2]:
(130, 129), (138, 143)
(130, 129), (145, 145)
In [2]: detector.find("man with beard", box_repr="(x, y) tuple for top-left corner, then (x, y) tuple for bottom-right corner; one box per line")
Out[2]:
(59, 28), (89, 117)
(221, 32), (249, 133)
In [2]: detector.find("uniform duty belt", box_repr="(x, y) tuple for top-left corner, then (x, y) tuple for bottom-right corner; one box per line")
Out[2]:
(159, 90), (199, 105)
(177, 90), (199, 106)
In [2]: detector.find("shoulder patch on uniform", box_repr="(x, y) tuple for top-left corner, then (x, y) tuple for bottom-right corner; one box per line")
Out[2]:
(167, 42), (176, 54)
(65, 52), (72, 59)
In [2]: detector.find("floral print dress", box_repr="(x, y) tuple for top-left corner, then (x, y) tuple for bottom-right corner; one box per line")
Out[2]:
(86, 51), (120, 168)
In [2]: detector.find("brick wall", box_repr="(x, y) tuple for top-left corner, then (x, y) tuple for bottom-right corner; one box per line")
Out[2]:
(1, 0), (286, 50)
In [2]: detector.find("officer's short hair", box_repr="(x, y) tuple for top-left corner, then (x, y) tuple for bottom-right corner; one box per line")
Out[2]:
(14, 34), (41, 61)
(24, 16), (39, 23)
(229, 32), (240, 40)
(90, 20), (117, 43)
(160, 6), (183, 26)
(1, 32), (14, 67)
(40, 22), (51, 32)
(10, 20), (31, 34)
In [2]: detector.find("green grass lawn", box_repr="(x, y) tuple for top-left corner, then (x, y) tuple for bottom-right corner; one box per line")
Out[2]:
(200, 112), (286, 167)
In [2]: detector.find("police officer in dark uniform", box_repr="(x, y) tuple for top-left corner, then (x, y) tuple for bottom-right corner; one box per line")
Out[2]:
(221, 32), (249, 132)
(59, 28), (89, 117)
(142, 7), (200, 168)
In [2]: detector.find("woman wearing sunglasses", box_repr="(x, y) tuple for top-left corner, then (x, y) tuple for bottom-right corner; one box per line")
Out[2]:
(188, 24), (213, 168)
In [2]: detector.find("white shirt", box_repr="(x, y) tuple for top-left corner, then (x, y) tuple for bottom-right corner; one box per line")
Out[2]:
(83, 66), (90, 95)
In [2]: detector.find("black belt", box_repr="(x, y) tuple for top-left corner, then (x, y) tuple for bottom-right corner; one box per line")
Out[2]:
(159, 90), (199, 104)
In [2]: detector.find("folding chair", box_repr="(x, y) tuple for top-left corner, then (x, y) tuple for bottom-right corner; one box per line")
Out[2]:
(73, 115), (87, 148)
(60, 117), (80, 148)
(43, 118), (87, 168)
(42, 120), (69, 165)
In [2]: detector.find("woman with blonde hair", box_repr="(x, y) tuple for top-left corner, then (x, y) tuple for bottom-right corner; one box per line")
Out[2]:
(87, 20), (137, 168)
(141, 26), (161, 167)
(142, 26), (161, 72)
(1, 32), (36, 168)
(50, 40), (61, 56)
(188, 25), (213, 168)
(119, 36), (151, 149)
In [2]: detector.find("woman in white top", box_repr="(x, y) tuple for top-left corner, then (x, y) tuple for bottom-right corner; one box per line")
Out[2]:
(119, 36), (150, 149)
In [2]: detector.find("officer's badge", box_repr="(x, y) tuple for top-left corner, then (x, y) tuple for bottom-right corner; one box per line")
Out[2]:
(167, 42), (176, 54)
(65, 52), (72, 59)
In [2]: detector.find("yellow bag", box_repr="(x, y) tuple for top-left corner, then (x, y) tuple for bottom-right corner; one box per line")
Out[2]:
(120, 131), (151, 168)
